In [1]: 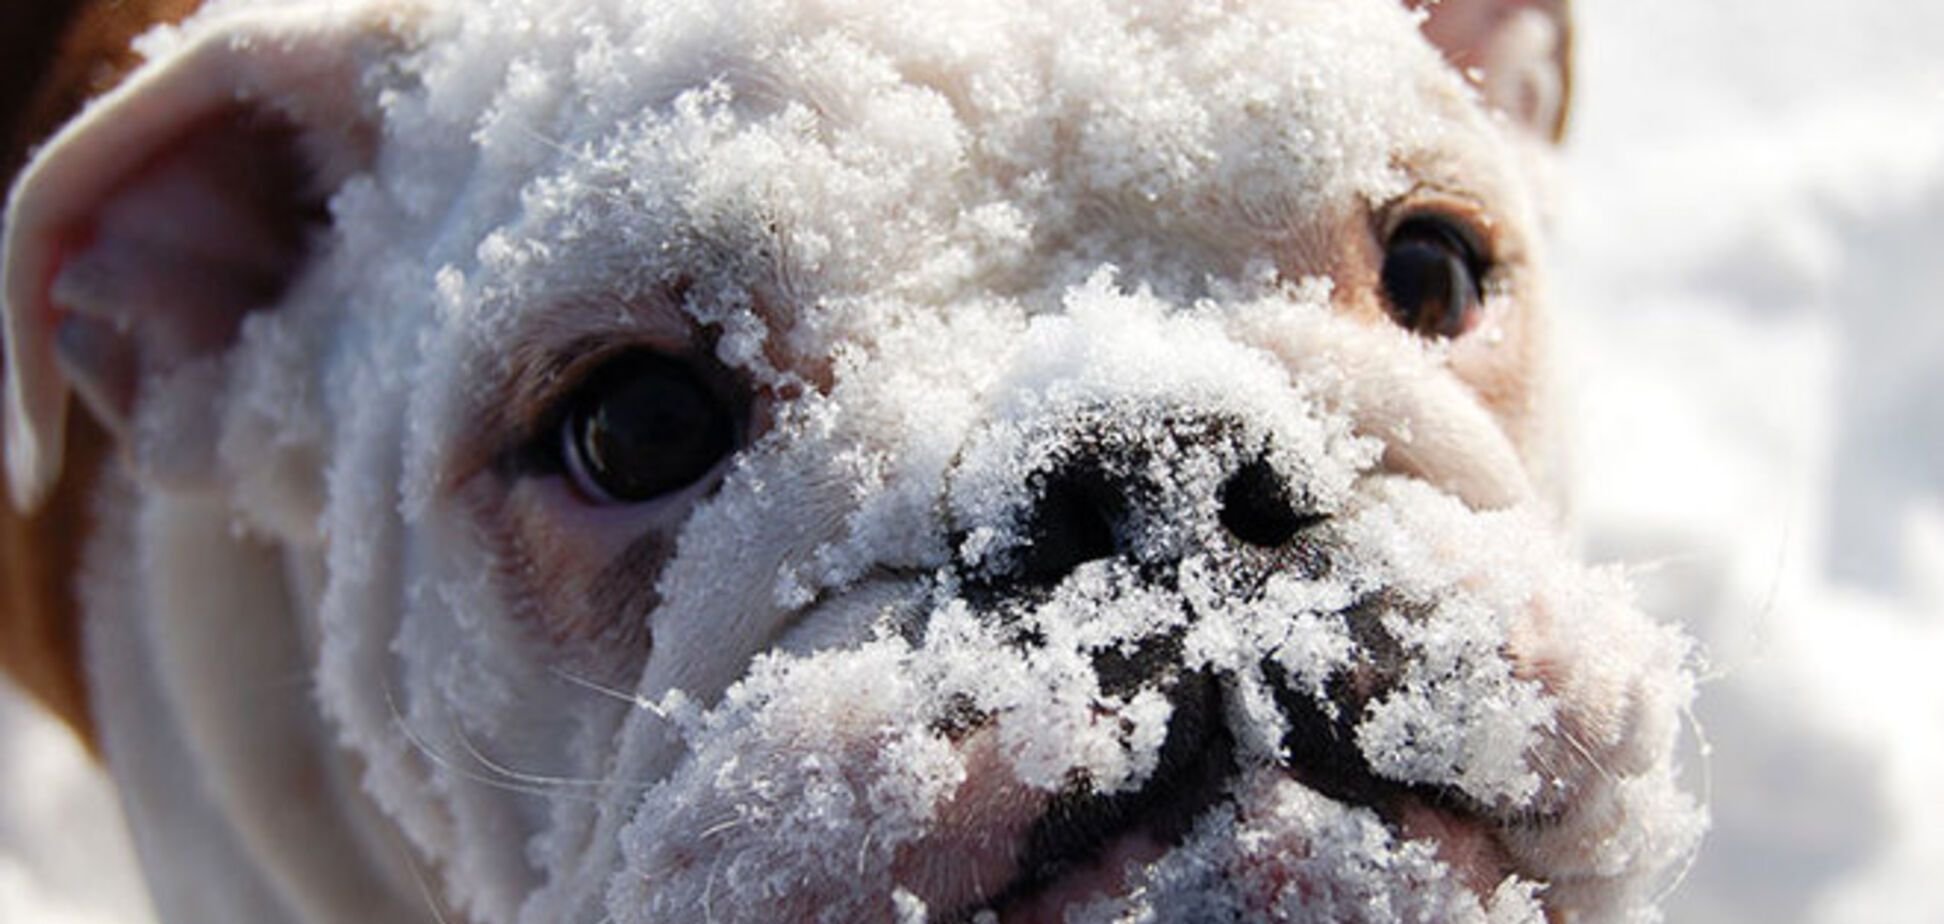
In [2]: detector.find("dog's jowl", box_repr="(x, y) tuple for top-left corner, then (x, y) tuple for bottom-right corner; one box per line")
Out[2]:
(0, 1), (1704, 922)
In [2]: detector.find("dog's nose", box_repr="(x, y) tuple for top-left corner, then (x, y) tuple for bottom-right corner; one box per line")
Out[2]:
(1013, 456), (1319, 589)
(963, 420), (1325, 598)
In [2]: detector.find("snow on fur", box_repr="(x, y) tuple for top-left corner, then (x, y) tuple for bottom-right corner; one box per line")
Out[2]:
(92, 0), (1708, 921)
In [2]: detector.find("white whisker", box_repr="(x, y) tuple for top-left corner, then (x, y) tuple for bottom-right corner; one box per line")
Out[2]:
(1559, 725), (1618, 787)
(699, 812), (745, 842)
(550, 665), (671, 719)
(382, 684), (610, 803)
(398, 837), (457, 924)
(1655, 697), (1715, 907)
(450, 716), (644, 794)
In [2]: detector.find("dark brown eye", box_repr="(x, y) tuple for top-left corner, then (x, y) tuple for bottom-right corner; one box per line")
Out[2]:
(557, 353), (736, 504)
(1380, 216), (1489, 338)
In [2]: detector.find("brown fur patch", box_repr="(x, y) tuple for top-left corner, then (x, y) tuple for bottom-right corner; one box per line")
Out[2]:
(0, 418), (105, 749)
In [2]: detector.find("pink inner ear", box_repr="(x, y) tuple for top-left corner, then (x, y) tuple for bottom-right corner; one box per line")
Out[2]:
(46, 108), (327, 433)
(1411, 0), (1570, 139)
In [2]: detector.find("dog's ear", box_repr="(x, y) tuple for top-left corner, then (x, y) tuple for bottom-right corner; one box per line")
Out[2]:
(1412, 0), (1572, 141)
(2, 5), (403, 511)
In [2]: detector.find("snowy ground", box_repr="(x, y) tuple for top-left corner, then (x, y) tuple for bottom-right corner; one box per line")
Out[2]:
(3, 0), (1941, 921)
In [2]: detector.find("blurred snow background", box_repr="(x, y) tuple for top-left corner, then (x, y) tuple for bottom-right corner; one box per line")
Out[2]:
(2, 0), (1940, 920)
(1560, 1), (1944, 921)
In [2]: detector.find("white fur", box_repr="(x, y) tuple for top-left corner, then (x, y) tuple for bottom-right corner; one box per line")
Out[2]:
(6, 1), (1704, 921)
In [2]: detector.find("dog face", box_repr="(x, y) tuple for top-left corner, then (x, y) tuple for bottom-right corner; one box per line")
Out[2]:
(2, 1), (1703, 921)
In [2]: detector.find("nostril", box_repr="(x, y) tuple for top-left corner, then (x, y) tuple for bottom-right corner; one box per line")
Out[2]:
(1219, 459), (1324, 548)
(1017, 469), (1124, 587)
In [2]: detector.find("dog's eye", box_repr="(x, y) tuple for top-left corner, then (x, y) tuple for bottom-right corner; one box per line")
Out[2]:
(555, 353), (736, 504)
(1380, 216), (1489, 339)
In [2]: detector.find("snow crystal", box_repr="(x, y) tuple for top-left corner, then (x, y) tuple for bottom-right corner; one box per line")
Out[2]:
(1064, 775), (1547, 924)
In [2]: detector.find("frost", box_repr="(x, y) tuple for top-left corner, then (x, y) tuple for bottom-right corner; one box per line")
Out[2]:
(593, 385), (1703, 920)
(90, 0), (1706, 921)
(1064, 776), (1546, 924)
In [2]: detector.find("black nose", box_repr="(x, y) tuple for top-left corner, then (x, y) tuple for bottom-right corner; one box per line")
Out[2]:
(947, 414), (1333, 701)
(990, 451), (1322, 594)
(1013, 464), (1128, 590)
(1218, 458), (1325, 549)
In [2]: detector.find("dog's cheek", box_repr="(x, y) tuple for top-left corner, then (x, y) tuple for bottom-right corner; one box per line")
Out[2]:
(1509, 574), (1691, 769)
(459, 474), (671, 670)
(1495, 578), (1704, 911)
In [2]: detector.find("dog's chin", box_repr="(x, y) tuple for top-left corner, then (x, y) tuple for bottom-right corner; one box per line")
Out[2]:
(945, 677), (1243, 922)
(934, 692), (1518, 924)
(976, 797), (1514, 924)
(979, 829), (1169, 924)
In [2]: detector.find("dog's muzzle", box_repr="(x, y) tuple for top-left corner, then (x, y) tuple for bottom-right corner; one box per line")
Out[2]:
(932, 404), (1489, 913)
(614, 307), (1699, 924)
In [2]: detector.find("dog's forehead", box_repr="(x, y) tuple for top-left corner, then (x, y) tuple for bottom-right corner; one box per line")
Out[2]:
(375, 0), (1507, 352)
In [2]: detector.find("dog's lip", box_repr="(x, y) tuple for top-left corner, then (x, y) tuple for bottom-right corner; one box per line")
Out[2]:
(1280, 733), (1523, 902)
(942, 675), (1236, 921)
(969, 784), (1518, 924)
(942, 684), (1521, 924)
(977, 829), (1169, 924)
(957, 779), (1517, 924)
(1394, 795), (1519, 900)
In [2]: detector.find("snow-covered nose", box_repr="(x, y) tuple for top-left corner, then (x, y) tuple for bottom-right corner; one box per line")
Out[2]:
(951, 409), (1328, 603)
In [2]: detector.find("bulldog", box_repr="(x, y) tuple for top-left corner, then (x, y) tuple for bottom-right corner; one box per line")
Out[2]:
(0, 0), (1705, 921)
